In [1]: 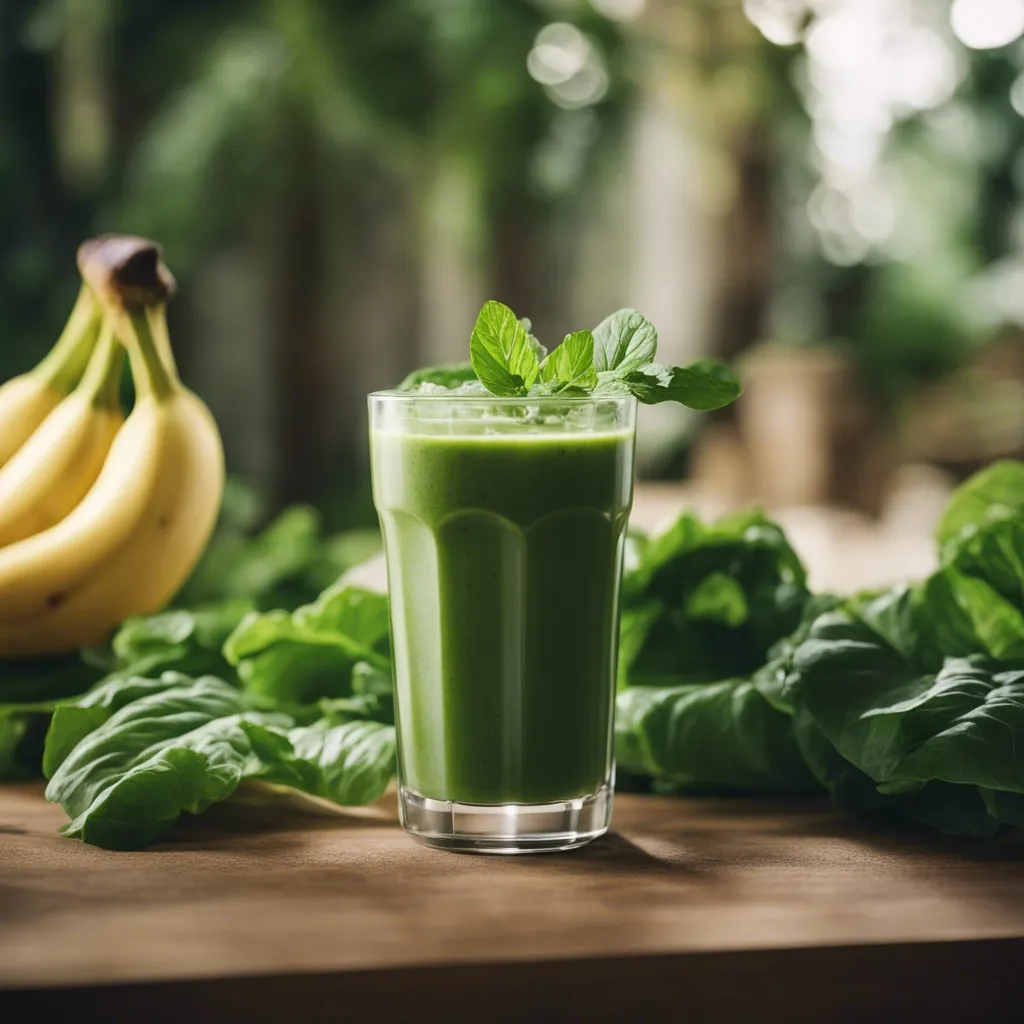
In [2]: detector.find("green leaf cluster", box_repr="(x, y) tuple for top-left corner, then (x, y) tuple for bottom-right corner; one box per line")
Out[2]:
(399, 300), (743, 411)
(616, 460), (1024, 838)
(32, 581), (397, 850)
(0, 480), (391, 849)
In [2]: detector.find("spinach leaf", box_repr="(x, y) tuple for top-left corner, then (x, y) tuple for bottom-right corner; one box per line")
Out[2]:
(685, 571), (750, 627)
(787, 611), (1024, 795)
(43, 672), (192, 778)
(45, 675), (396, 850)
(0, 652), (103, 705)
(0, 701), (62, 780)
(936, 517), (1024, 660)
(224, 584), (391, 704)
(0, 654), (104, 780)
(539, 330), (598, 392)
(621, 510), (809, 686)
(615, 679), (817, 794)
(109, 600), (252, 682)
(179, 503), (379, 612)
(287, 719), (396, 805)
(592, 309), (657, 373)
(469, 300), (540, 396)
(936, 460), (1024, 558)
(397, 362), (477, 391)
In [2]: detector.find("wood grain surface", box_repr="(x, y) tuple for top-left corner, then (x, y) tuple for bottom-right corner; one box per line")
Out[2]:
(2, 781), (1024, 1022)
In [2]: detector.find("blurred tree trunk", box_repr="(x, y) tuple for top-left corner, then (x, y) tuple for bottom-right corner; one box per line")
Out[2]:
(492, 205), (536, 324)
(272, 120), (328, 507)
(708, 122), (774, 364)
(54, 0), (112, 192)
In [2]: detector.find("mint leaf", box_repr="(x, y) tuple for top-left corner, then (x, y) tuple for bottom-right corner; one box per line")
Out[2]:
(397, 362), (477, 391)
(520, 318), (547, 362)
(621, 360), (741, 410)
(592, 372), (632, 396)
(539, 330), (598, 392)
(593, 309), (658, 373)
(470, 301), (540, 396)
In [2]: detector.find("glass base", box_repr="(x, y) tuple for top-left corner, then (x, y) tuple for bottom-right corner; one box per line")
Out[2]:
(399, 784), (613, 855)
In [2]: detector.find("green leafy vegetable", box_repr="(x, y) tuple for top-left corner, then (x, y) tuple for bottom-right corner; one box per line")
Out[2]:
(787, 611), (1024, 795)
(43, 672), (192, 778)
(469, 300), (540, 396)
(935, 460), (1024, 558)
(619, 361), (742, 411)
(397, 362), (477, 391)
(616, 679), (817, 794)
(0, 653), (103, 706)
(178, 501), (380, 612)
(0, 701), (62, 780)
(109, 600), (252, 682)
(520, 317), (547, 362)
(224, 583), (391, 704)
(0, 653), (106, 781)
(44, 675), (396, 850)
(287, 719), (396, 805)
(539, 330), (598, 392)
(398, 300), (742, 412)
(592, 308), (658, 374)
(620, 510), (809, 686)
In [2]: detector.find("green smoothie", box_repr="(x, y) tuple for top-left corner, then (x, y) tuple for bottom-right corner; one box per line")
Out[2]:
(371, 403), (635, 805)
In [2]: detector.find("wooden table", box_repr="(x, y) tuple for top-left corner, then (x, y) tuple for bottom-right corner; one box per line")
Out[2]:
(2, 782), (1023, 1022)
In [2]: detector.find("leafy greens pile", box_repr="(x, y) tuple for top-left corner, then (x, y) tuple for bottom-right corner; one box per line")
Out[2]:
(616, 460), (1024, 838)
(2, 448), (1022, 845)
(399, 300), (742, 410)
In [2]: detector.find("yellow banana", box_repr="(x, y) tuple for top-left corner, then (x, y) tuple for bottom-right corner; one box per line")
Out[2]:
(0, 237), (224, 656)
(0, 321), (125, 547)
(0, 287), (101, 468)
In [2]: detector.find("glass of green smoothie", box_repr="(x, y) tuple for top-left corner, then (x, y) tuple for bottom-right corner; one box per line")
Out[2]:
(369, 391), (637, 853)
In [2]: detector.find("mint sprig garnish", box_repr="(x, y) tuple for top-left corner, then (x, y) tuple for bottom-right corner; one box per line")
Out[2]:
(592, 308), (657, 374)
(539, 330), (598, 393)
(398, 299), (742, 411)
(469, 300), (540, 396)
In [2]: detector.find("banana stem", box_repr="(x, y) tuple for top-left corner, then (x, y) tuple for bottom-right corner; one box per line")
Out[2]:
(121, 308), (179, 401)
(33, 286), (103, 394)
(76, 320), (125, 410)
(76, 235), (181, 403)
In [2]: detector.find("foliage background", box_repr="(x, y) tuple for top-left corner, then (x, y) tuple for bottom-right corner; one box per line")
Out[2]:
(3, 0), (1024, 522)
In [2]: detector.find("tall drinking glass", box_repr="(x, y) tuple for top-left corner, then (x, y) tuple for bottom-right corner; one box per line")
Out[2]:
(369, 393), (637, 853)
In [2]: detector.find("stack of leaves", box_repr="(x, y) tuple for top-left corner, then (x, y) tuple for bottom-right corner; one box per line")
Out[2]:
(615, 461), (1024, 837)
(34, 579), (396, 849)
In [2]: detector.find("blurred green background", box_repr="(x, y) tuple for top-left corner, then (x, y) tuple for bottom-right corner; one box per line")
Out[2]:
(3, 0), (1024, 531)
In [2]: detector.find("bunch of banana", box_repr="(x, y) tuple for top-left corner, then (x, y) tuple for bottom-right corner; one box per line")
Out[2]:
(0, 235), (224, 656)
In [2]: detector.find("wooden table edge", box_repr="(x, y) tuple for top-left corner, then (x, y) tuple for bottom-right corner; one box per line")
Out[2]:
(3, 936), (1023, 1023)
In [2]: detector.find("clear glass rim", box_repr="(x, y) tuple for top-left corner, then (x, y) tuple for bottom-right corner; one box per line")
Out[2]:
(368, 390), (636, 406)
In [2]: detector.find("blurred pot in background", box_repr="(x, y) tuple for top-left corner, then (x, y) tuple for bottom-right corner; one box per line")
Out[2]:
(726, 343), (893, 514)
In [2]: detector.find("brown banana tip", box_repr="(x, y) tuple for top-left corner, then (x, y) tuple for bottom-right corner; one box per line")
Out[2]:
(77, 234), (177, 312)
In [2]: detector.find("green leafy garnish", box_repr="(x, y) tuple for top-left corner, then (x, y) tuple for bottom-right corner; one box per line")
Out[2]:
(592, 308), (658, 374)
(469, 300), (541, 396)
(397, 362), (477, 392)
(405, 299), (742, 411)
(539, 330), (598, 392)
(618, 361), (743, 411)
